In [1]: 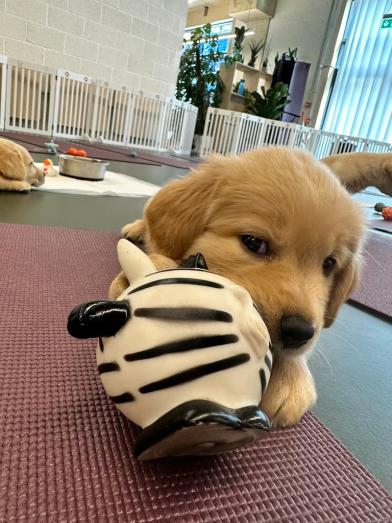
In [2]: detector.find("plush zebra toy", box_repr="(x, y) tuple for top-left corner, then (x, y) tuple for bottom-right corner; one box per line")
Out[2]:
(68, 240), (273, 460)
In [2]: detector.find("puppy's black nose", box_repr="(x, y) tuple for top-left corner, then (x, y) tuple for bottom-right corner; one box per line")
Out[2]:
(280, 315), (315, 349)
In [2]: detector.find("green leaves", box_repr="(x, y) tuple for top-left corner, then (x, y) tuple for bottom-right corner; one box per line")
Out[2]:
(248, 39), (265, 67)
(176, 23), (225, 135)
(246, 82), (290, 120)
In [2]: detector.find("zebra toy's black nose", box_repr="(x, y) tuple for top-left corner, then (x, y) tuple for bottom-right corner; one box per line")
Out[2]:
(181, 253), (208, 270)
(67, 300), (131, 339)
(280, 315), (315, 349)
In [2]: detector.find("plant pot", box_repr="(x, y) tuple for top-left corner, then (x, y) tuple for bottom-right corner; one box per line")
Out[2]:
(192, 134), (212, 156)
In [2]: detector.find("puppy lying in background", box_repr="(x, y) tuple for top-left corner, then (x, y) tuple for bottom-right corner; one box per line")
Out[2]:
(111, 147), (366, 428)
(323, 152), (392, 196)
(0, 138), (44, 192)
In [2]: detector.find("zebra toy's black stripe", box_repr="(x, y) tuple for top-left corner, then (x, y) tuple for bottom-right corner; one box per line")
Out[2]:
(124, 334), (239, 362)
(98, 362), (120, 374)
(265, 354), (272, 371)
(109, 392), (134, 403)
(139, 353), (250, 393)
(98, 338), (104, 352)
(128, 277), (223, 295)
(134, 307), (233, 323)
(259, 369), (267, 394)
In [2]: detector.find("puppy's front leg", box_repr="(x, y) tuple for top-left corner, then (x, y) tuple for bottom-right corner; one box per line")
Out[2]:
(260, 354), (317, 427)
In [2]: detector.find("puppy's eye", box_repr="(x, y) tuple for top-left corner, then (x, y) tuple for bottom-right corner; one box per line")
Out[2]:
(323, 256), (336, 276)
(241, 235), (269, 256)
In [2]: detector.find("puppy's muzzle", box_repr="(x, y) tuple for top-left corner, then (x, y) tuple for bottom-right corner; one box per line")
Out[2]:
(280, 315), (315, 349)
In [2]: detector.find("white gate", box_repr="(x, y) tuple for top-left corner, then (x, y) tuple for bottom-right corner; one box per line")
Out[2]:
(234, 113), (265, 154)
(90, 81), (132, 144)
(165, 99), (198, 155)
(364, 140), (392, 153)
(53, 69), (93, 139)
(5, 59), (55, 134)
(126, 92), (168, 151)
(0, 54), (7, 130)
(201, 108), (242, 157)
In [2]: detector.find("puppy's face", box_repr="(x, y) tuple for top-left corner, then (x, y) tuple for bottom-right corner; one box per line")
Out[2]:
(184, 149), (365, 355)
(20, 147), (45, 187)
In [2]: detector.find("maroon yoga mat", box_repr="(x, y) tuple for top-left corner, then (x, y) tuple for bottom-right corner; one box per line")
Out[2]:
(369, 219), (392, 234)
(0, 131), (161, 166)
(350, 232), (392, 318)
(0, 223), (391, 522)
(0, 131), (198, 169)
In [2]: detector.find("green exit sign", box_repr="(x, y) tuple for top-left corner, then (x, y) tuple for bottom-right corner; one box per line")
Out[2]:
(381, 14), (392, 29)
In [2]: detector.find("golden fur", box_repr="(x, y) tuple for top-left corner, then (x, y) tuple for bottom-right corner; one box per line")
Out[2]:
(323, 152), (392, 196)
(0, 138), (44, 192)
(112, 147), (366, 427)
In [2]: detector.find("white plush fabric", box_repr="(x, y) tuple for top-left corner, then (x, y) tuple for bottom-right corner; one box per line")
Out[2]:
(33, 164), (160, 198)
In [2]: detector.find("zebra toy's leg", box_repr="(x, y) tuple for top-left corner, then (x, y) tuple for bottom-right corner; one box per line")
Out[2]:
(134, 400), (271, 461)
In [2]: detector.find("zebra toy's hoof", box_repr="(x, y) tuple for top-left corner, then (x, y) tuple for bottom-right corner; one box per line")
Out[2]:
(134, 400), (271, 460)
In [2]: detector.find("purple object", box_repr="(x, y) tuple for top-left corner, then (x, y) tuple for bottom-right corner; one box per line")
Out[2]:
(0, 222), (391, 521)
(282, 61), (310, 123)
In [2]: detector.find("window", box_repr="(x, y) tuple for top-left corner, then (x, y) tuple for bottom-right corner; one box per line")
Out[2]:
(184, 19), (233, 70)
(322, 0), (392, 143)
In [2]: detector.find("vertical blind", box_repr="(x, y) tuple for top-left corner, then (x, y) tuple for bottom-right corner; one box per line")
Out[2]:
(322, 0), (392, 143)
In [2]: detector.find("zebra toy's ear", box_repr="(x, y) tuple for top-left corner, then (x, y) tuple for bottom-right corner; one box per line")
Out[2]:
(117, 239), (157, 282)
(67, 300), (131, 339)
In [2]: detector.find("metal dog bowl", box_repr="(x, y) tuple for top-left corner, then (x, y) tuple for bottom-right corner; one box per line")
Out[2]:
(58, 155), (109, 181)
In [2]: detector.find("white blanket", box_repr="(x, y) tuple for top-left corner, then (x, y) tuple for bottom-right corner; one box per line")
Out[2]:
(33, 164), (160, 198)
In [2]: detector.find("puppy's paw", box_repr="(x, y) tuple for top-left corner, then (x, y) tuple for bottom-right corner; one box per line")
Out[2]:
(260, 357), (317, 427)
(149, 253), (178, 271)
(108, 271), (129, 299)
(121, 219), (145, 242)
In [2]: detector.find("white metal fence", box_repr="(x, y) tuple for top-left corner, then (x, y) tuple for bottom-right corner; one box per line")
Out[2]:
(201, 107), (392, 159)
(53, 69), (93, 139)
(4, 59), (55, 135)
(0, 55), (7, 131)
(0, 56), (390, 158)
(0, 56), (197, 155)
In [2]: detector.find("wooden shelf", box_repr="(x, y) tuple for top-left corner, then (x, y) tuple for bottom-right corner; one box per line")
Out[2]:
(235, 62), (260, 74)
(219, 61), (273, 112)
(231, 92), (246, 99)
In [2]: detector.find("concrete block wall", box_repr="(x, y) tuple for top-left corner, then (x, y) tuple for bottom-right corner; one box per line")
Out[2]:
(0, 0), (188, 96)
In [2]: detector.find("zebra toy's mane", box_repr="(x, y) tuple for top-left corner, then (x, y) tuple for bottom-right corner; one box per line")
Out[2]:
(68, 240), (273, 460)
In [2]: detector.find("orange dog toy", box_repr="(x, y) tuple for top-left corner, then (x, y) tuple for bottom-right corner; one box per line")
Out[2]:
(374, 202), (392, 221)
(382, 207), (392, 221)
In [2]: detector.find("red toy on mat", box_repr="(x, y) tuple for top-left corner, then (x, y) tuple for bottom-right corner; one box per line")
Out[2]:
(375, 202), (392, 221)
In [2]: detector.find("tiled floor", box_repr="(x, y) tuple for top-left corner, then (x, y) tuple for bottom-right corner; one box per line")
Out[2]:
(0, 155), (391, 493)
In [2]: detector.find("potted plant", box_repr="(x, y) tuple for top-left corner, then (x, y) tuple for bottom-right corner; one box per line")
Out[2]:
(246, 82), (290, 145)
(246, 82), (290, 120)
(248, 39), (264, 68)
(232, 25), (247, 63)
(176, 24), (224, 151)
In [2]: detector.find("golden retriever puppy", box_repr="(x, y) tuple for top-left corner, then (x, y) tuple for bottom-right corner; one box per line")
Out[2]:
(0, 138), (44, 192)
(323, 152), (392, 196)
(112, 147), (366, 427)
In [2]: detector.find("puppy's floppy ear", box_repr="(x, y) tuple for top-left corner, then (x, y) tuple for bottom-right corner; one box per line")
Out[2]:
(0, 146), (26, 182)
(144, 160), (224, 260)
(324, 256), (360, 327)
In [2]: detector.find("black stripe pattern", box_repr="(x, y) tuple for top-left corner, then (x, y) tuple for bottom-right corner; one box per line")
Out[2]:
(98, 362), (120, 374)
(139, 353), (250, 393)
(134, 307), (233, 323)
(124, 334), (239, 362)
(109, 392), (135, 403)
(259, 369), (267, 394)
(264, 354), (272, 371)
(128, 277), (223, 295)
